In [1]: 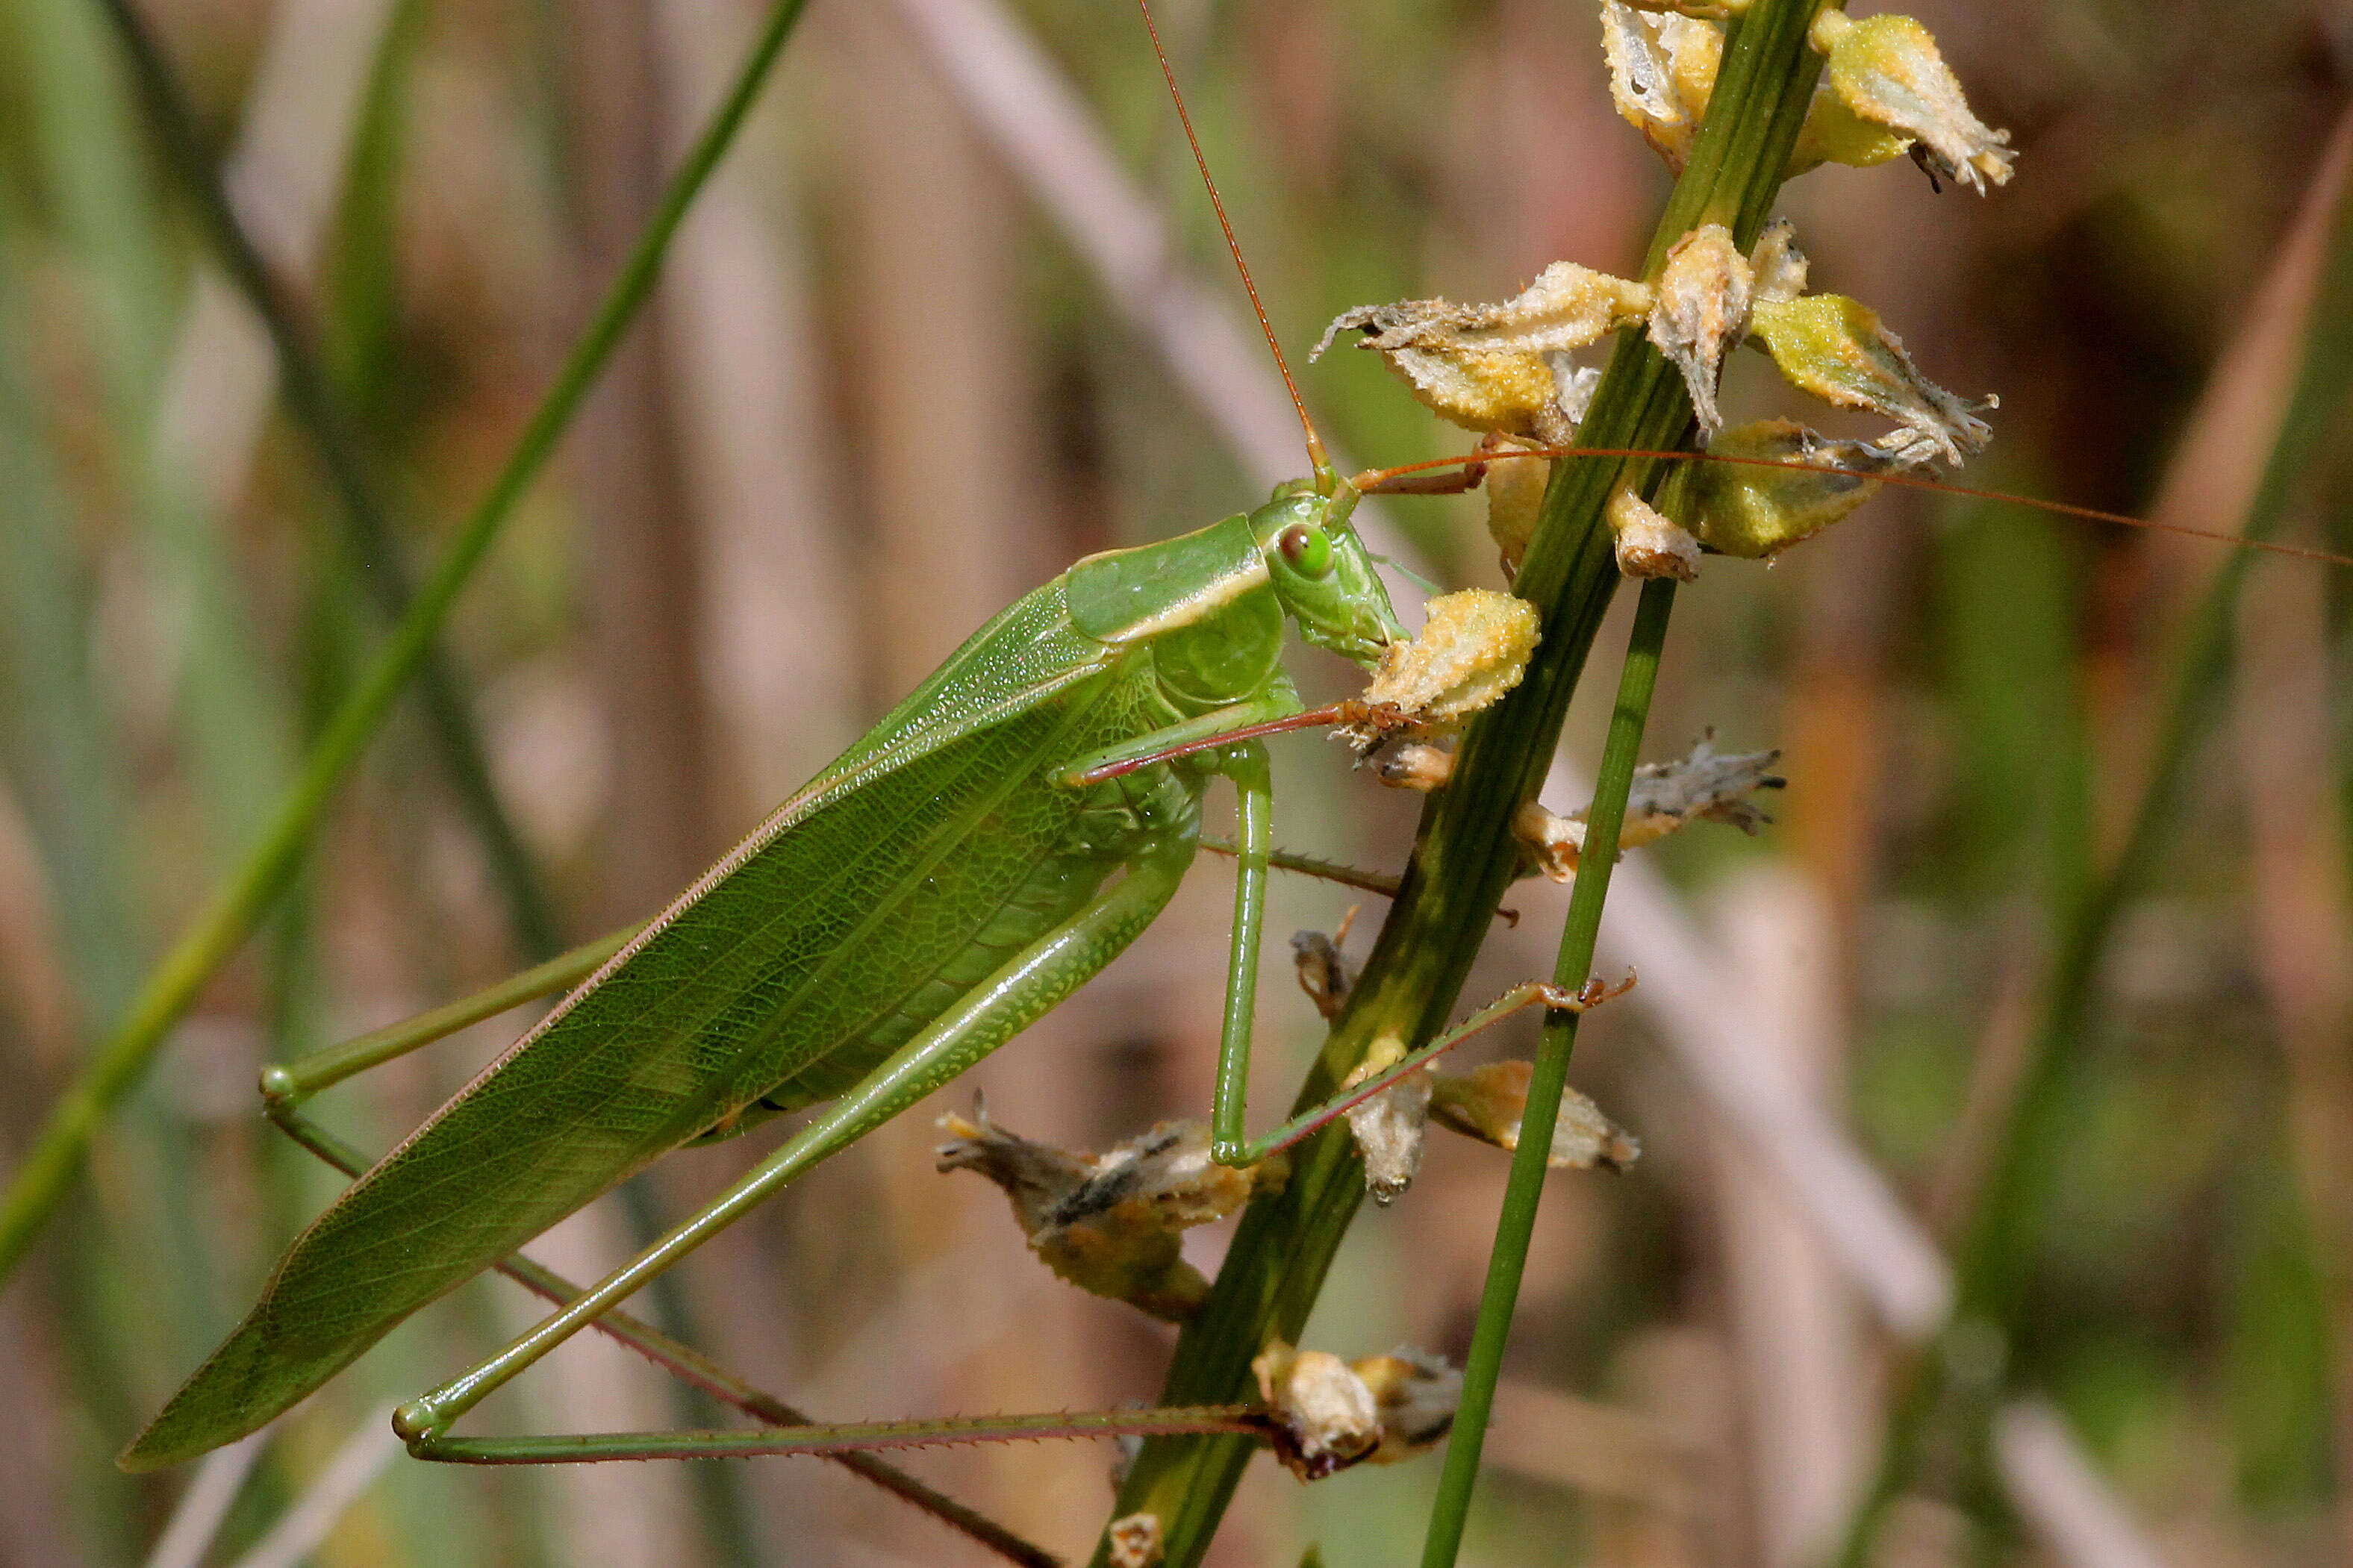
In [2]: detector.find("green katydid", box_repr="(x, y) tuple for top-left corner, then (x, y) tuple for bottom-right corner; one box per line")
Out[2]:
(113, 92), (1610, 1470)
(122, 0), (2346, 1501)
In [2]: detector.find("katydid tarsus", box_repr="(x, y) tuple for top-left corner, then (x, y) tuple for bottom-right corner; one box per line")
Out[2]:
(117, 0), (2353, 1519)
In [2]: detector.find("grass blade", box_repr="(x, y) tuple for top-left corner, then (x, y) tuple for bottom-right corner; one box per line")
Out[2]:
(0, 0), (817, 1286)
(94, 0), (564, 960)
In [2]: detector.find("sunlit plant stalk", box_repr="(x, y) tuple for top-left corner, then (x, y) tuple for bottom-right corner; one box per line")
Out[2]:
(0, 0), (817, 1284)
(1097, 4), (1833, 1562)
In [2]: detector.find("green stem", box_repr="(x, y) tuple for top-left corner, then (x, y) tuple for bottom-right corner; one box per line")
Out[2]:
(1093, 5), (1828, 1562)
(0, 0), (816, 1285)
(91, 0), (563, 961)
(1420, 577), (1676, 1566)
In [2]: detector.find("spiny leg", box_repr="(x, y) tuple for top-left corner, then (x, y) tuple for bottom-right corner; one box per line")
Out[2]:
(1197, 837), (1403, 903)
(391, 840), (1197, 1457)
(1215, 974), (1634, 1169)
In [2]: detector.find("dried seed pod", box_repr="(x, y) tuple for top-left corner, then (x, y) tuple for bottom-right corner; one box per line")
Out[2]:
(1353, 1346), (1465, 1462)
(1623, 729), (1786, 838)
(1511, 731), (1783, 878)
(1810, 10), (2015, 193)
(1606, 484), (1704, 581)
(1601, 1), (1722, 171)
(1514, 801), (1587, 883)
(1749, 218), (1809, 304)
(1686, 418), (1898, 559)
(1351, 590), (1540, 739)
(1291, 928), (1357, 1021)
(1316, 263), (1653, 443)
(1429, 1061), (1642, 1172)
(937, 1100), (1285, 1321)
(1370, 740), (1456, 794)
(1106, 1512), (1164, 1568)
(1648, 223), (1753, 437)
(1341, 1034), (1433, 1204)
(1748, 293), (1993, 465)
(1253, 1342), (1383, 1481)
(1484, 435), (1552, 578)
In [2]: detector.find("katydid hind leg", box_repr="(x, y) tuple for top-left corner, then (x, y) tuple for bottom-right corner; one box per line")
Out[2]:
(1224, 977), (1626, 1166)
(262, 1097), (1059, 1566)
(396, 839), (1199, 1449)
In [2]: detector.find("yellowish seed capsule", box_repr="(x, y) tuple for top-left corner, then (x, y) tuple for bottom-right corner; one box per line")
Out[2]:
(1809, 10), (2015, 192)
(1428, 1061), (1642, 1172)
(1748, 294), (1993, 465)
(1686, 418), (1886, 557)
(1355, 589), (1541, 735)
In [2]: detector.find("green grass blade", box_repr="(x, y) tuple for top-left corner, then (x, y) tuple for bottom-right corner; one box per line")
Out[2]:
(91, 0), (562, 961)
(0, 0), (817, 1287)
(1418, 578), (1677, 1565)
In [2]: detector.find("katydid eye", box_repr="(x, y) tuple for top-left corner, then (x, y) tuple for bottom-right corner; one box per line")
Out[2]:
(1277, 523), (1333, 577)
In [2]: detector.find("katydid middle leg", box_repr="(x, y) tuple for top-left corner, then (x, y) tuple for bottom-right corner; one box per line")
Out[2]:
(1213, 974), (1634, 1169)
(1194, 736), (1633, 1169)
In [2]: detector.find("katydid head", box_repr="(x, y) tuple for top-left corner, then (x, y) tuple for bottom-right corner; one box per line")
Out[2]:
(1250, 481), (1404, 669)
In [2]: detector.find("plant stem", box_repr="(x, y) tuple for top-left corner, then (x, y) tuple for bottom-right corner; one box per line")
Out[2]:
(1093, 5), (1829, 1562)
(1421, 576), (1676, 1566)
(0, 0), (816, 1286)
(91, 0), (563, 961)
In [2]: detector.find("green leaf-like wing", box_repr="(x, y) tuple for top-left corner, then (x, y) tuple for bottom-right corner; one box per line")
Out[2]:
(125, 584), (1146, 1469)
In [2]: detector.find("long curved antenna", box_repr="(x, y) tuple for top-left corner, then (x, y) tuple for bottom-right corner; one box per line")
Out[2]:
(1351, 448), (2353, 572)
(1135, 0), (1331, 484)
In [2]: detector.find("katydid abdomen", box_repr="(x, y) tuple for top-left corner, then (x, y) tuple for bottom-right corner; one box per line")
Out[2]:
(125, 494), (1395, 1469)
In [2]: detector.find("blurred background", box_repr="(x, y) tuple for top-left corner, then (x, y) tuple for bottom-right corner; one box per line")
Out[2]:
(1, 0), (2350, 1563)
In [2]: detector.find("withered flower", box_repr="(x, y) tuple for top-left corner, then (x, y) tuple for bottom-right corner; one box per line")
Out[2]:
(1316, 263), (1652, 444)
(938, 1100), (1285, 1321)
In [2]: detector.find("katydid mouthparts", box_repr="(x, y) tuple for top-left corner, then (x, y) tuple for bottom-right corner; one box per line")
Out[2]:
(121, 474), (1415, 1471)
